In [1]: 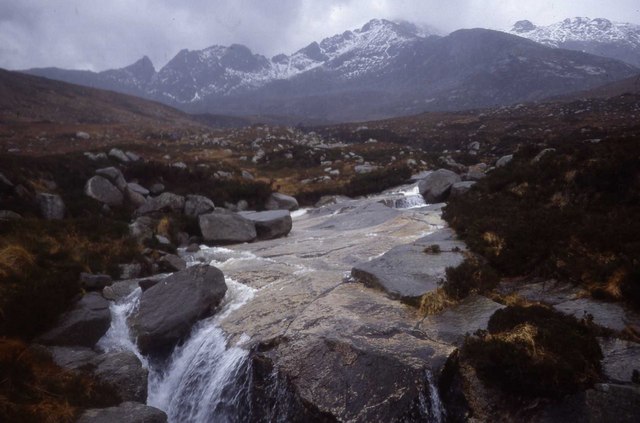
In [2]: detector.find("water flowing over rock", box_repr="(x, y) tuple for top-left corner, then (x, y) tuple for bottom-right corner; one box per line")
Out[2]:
(198, 211), (257, 244)
(39, 292), (111, 347)
(131, 265), (227, 354)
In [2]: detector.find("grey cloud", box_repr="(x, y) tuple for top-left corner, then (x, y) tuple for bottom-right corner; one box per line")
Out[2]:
(0, 0), (638, 71)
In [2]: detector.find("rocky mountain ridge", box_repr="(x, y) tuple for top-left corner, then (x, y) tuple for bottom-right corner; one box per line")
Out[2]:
(23, 18), (639, 121)
(510, 17), (640, 67)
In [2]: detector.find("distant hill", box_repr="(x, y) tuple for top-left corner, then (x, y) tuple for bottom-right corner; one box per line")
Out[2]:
(24, 19), (638, 122)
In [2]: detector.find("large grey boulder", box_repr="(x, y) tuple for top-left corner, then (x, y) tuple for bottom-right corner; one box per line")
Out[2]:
(91, 351), (149, 402)
(96, 167), (127, 191)
(184, 194), (215, 217)
(131, 265), (227, 354)
(265, 192), (299, 211)
(125, 187), (147, 208)
(449, 181), (476, 198)
(199, 211), (257, 244)
(418, 169), (461, 203)
(136, 192), (185, 215)
(35, 193), (65, 220)
(85, 176), (124, 207)
(239, 210), (293, 240)
(351, 229), (465, 303)
(77, 402), (167, 423)
(38, 293), (111, 347)
(496, 154), (514, 168)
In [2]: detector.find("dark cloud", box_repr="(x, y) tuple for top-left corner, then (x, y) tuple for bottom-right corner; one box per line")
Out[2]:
(1, 0), (638, 71)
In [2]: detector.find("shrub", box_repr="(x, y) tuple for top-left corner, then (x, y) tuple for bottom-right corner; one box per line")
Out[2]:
(443, 258), (500, 300)
(461, 305), (602, 398)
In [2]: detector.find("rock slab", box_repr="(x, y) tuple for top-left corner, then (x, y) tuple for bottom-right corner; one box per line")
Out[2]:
(199, 211), (257, 244)
(240, 210), (292, 240)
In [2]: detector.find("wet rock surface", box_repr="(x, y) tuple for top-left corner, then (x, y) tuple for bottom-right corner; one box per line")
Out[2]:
(91, 351), (149, 402)
(131, 264), (227, 354)
(351, 228), (466, 302)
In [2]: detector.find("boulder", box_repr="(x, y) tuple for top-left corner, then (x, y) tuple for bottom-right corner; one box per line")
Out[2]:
(96, 167), (127, 191)
(125, 187), (147, 208)
(0, 210), (22, 220)
(496, 154), (514, 168)
(91, 351), (149, 402)
(38, 293), (111, 347)
(136, 192), (185, 215)
(77, 402), (167, 423)
(126, 183), (148, 197)
(184, 194), (215, 217)
(449, 181), (476, 198)
(265, 192), (299, 211)
(126, 151), (141, 162)
(239, 210), (293, 240)
(418, 169), (461, 203)
(354, 164), (379, 174)
(149, 183), (165, 195)
(76, 131), (91, 140)
(157, 254), (187, 272)
(199, 211), (257, 244)
(108, 148), (130, 163)
(131, 265), (227, 354)
(47, 346), (98, 371)
(80, 272), (113, 291)
(36, 193), (65, 220)
(129, 216), (155, 243)
(85, 176), (124, 207)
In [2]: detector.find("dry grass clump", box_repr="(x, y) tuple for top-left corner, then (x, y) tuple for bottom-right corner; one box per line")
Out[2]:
(419, 288), (457, 316)
(461, 305), (602, 398)
(0, 245), (35, 278)
(0, 339), (118, 423)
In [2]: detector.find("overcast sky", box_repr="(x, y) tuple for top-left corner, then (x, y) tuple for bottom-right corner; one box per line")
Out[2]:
(1, 0), (639, 72)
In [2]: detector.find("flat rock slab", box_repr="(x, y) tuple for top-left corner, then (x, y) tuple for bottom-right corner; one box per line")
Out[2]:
(351, 228), (466, 302)
(419, 294), (505, 345)
(239, 210), (292, 240)
(309, 201), (402, 231)
(38, 292), (111, 347)
(554, 298), (640, 332)
(598, 337), (640, 384)
(77, 402), (167, 423)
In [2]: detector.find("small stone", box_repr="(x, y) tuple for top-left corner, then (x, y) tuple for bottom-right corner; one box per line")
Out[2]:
(76, 131), (91, 140)
(36, 193), (65, 220)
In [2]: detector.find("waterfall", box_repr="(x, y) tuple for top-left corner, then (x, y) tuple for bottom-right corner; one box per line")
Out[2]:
(420, 370), (446, 423)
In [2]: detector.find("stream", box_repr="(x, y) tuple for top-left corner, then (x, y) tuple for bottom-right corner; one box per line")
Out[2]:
(98, 186), (452, 422)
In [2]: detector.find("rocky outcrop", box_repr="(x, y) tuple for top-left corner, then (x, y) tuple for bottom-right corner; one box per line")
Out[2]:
(91, 351), (149, 402)
(418, 169), (461, 203)
(239, 210), (292, 240)
(136, 192), (185, 215)
(85, 176), (124, 207)
(77, 402), (167, 423)
(35, 192), (65, 220)
(183, 194), (215, 217)
(38, 293), (111, 347)
(351, 229), (465, 302)
(199, 211), (257, 244)
(131, 265), (227, 354)
(265, 192), (299, 211)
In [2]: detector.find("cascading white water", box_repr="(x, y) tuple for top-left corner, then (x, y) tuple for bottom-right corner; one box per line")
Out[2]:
(147, 277), (255, 422)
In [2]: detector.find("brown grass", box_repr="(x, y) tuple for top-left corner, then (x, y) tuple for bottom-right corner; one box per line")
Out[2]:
(0, 245), (35, 278)
(419, 288), (457, 316)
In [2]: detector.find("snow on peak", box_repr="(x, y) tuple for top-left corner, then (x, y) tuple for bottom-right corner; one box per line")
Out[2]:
(509, 17), (640, 47)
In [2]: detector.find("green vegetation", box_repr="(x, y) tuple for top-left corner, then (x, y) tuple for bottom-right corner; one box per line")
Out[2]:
(461, 305), (602, 398)
(444, 137), (640, 308)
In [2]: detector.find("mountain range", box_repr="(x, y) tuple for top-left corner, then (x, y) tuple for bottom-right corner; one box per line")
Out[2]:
(24, 18), (639, 122)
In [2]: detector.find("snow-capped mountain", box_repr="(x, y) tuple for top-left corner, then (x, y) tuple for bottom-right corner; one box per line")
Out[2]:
(24, 18), (638, 122)
(510, 17), (640, 67)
